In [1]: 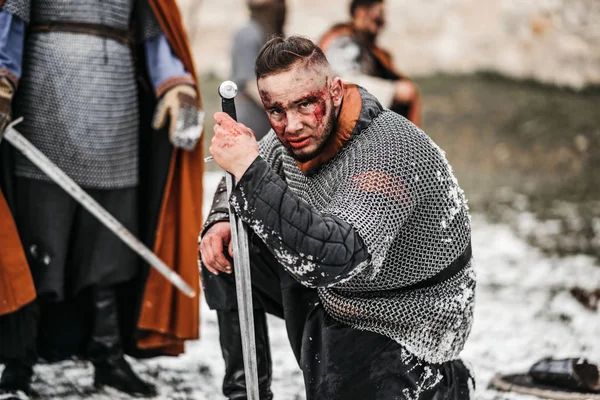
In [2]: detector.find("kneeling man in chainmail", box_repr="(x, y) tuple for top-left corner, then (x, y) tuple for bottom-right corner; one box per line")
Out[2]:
(200, 36), (476, 400)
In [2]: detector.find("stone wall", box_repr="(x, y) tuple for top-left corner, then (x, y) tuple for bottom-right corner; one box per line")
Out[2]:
(179, 0), (600, 89)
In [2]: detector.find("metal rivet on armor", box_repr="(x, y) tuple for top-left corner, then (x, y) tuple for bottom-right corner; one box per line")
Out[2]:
(29, 244), (38, 258)
(42, 254), (51, 265)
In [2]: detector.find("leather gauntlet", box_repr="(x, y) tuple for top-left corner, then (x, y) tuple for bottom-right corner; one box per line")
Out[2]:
(0, 76), (15, 133)
(152, 84), (205, 151)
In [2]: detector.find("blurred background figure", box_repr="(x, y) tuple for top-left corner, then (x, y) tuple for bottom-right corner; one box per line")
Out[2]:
(230, 0), (286, 140)
(319, 0), (421, 126)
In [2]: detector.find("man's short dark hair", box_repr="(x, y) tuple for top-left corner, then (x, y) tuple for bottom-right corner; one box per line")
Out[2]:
(254, 36), (330, 80)
(350, 0), (383, 17)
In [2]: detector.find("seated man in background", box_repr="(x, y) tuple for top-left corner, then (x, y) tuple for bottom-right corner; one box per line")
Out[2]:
(200, 36), (474, 399)
(319, 0), (421, 126)
(230, 0), (286, 140)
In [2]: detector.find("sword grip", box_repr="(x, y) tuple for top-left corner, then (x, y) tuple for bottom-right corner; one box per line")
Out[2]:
(218, 80), (239, 121)
(221, 98), (237, 121)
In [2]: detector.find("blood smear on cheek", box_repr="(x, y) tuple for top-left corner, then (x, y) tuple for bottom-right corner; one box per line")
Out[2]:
(313, 97), (327, 128)
(302, 89), (328, 128)
(270, 117), (286, 137)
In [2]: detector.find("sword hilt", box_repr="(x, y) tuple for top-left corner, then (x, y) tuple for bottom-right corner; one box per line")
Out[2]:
(203, 81), (240, 164)
(218, 80), (238, 121)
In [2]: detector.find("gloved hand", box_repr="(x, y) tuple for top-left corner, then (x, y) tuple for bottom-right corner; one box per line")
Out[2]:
(0, 75), (15, 133)
(152, 84), (204, 151)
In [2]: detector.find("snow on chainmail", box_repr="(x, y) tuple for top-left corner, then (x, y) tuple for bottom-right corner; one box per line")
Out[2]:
(7, 0), (162, 188)
(255, 89), (475, 363)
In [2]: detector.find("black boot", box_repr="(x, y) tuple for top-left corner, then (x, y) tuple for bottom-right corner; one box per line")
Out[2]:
(217, 310), (273, 400)
(0, 300), (39, 398)
(88, 287), (157, 398)
(0, 362), (35, 397)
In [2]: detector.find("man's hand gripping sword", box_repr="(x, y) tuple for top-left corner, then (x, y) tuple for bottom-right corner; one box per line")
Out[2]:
(218, 80), (260, 400)
(1, 118), (196, 298)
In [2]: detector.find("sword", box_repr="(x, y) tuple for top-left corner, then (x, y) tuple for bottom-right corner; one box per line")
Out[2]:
(218, 80), (260, 400)
(1, 118), (196, 298)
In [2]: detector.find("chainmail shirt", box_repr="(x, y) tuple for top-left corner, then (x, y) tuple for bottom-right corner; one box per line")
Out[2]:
(2, 0), (162, 188)
(226, 87), (475, 364)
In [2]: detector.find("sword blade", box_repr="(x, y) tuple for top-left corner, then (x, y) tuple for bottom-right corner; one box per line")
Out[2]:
(226, 173), (260, 400)
(4, 119), (196, 298)
(218, 80), (260, 400)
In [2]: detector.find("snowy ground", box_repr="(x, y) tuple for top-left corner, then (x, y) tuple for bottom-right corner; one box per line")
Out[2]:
(2, 171), (599, 400)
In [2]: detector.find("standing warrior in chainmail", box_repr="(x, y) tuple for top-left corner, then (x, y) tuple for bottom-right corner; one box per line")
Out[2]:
(319, 0), (422, 126)
(200, 36), (475, 400)
(0, 0), (204, 397)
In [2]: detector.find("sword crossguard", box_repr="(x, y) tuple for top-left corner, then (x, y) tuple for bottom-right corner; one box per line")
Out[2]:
(1, 117), (23, 144)
(7, 116), (24, 130)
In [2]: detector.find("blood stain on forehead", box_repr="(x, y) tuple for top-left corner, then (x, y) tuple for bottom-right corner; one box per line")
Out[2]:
(259, 90), (272, 103)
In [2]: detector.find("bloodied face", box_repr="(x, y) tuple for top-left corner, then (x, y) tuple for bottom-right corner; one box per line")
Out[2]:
(258, 64), (344, 162)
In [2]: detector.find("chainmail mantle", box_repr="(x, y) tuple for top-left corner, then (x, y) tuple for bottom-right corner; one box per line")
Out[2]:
(250, 88), (475, 364)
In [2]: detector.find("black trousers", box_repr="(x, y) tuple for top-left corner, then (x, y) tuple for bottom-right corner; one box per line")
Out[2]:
(14, 177), (139, 302)
(202, 234), (473, 400)
(0, 178), (140, 364)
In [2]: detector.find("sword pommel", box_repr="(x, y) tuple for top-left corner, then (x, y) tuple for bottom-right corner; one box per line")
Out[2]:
(218, 80), (238, 100)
